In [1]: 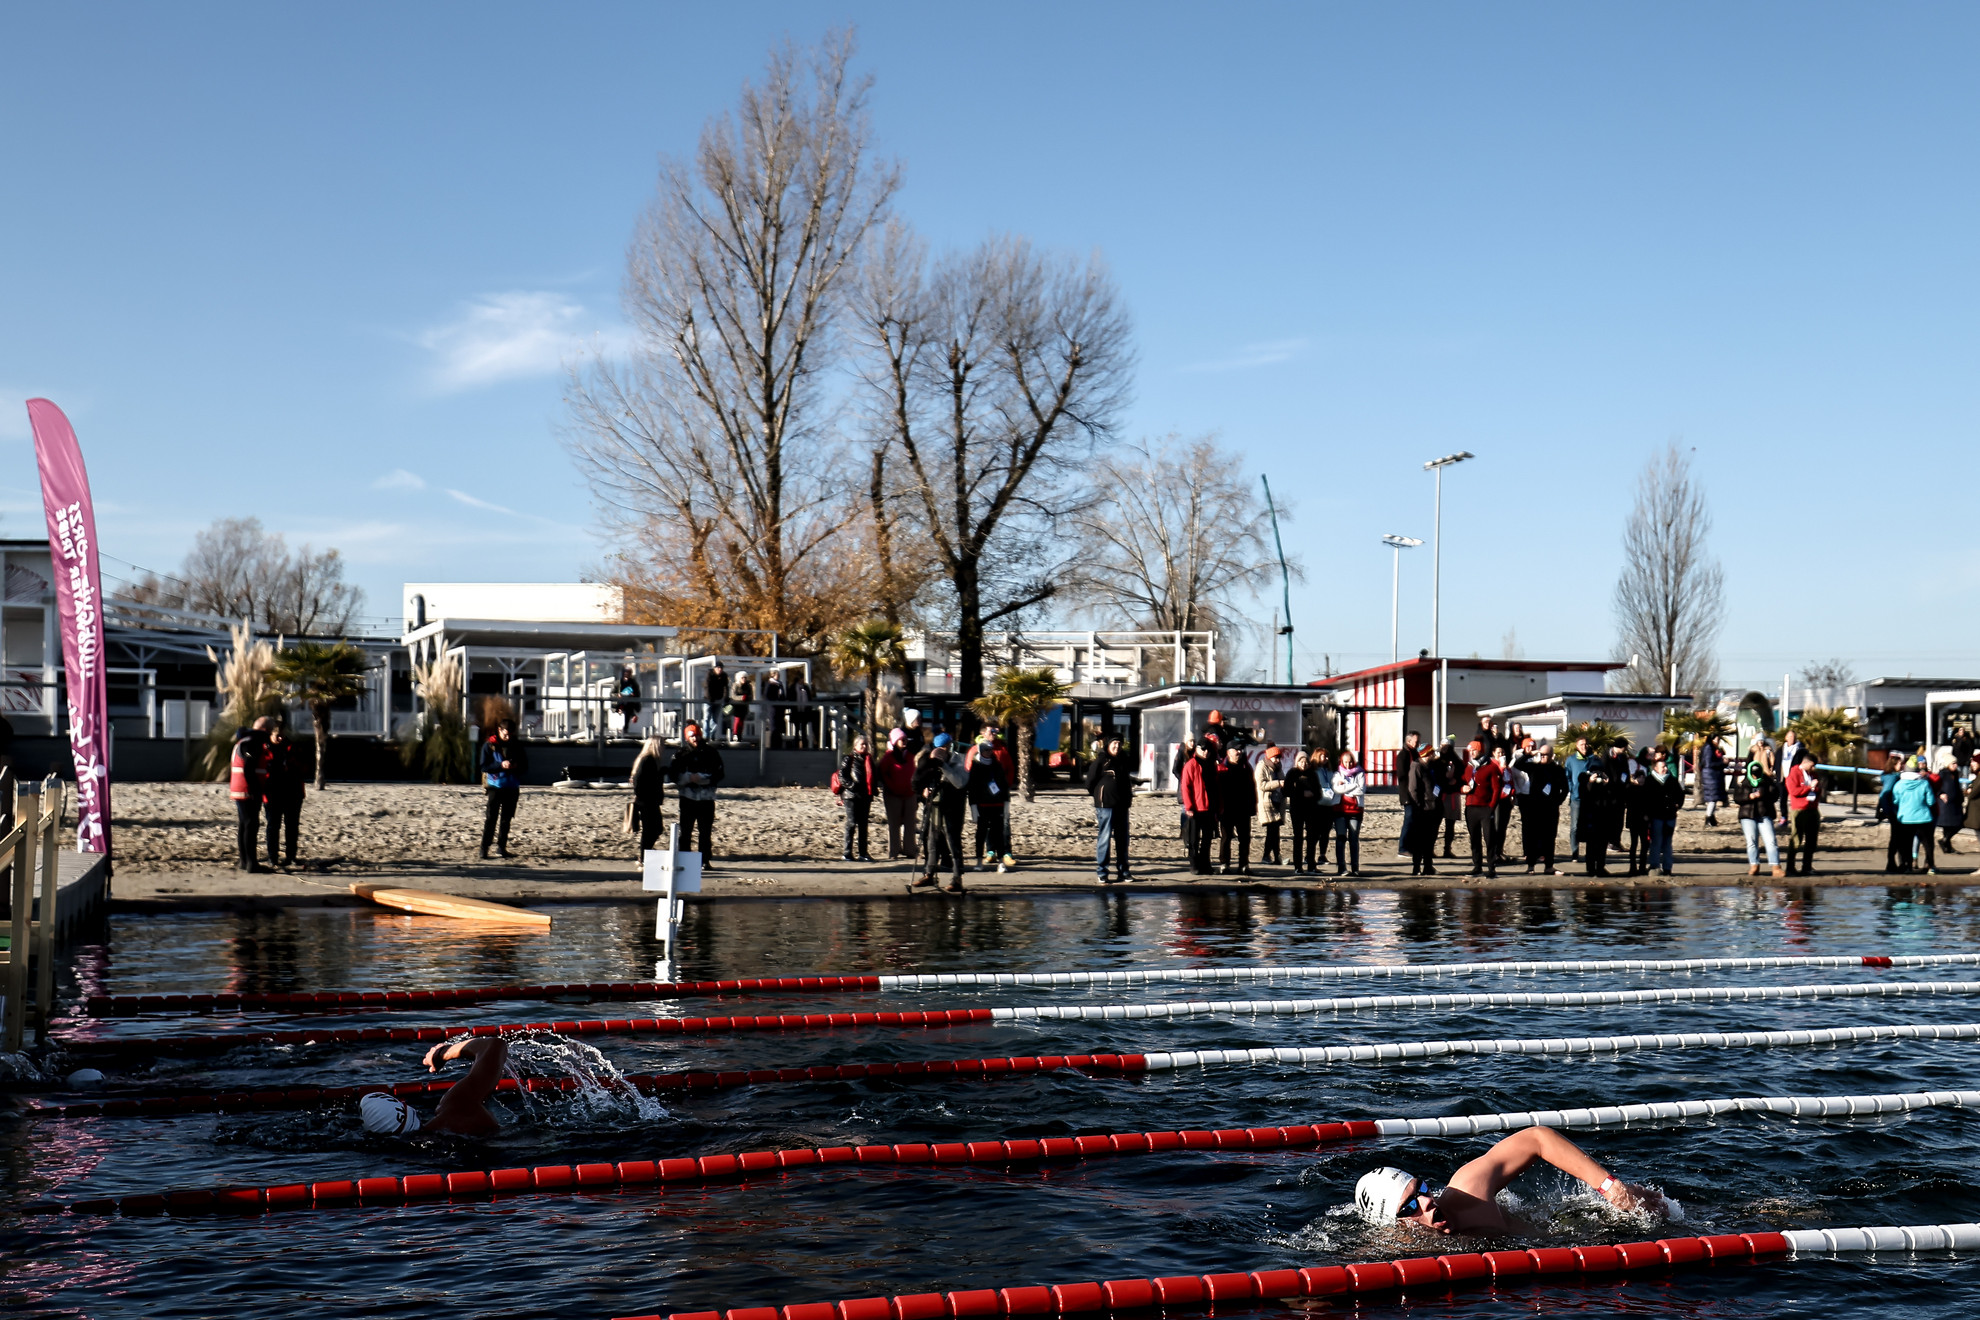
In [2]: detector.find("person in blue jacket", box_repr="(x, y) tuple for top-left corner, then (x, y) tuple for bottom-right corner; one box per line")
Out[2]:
(1696, 737), (1728, 826)
(1889, 757), (1938, 874)
(478, 720), (528, 859)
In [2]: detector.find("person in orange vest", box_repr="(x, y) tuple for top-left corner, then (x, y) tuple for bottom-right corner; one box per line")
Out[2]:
(228, 718), (274, 874)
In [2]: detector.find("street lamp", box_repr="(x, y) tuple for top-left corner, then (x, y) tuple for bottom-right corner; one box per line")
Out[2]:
(1423, 451), (1473, 745)
(1380, 535), (1422, 664)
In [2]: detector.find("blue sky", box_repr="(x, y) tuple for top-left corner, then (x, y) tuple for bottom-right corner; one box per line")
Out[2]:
(2, 3), (1975, 690)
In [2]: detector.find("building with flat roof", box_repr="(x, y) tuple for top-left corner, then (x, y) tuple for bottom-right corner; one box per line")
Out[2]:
(1308, 656), (1625, 785)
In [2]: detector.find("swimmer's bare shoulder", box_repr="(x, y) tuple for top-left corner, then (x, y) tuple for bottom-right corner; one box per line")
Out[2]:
(423, 1037), (508, 1137)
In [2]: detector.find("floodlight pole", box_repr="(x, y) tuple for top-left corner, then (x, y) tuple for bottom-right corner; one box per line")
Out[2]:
(1423, 452), (1472, 746)
(1380, 534), (1423, 664)
(1261, 474), (1294, 685)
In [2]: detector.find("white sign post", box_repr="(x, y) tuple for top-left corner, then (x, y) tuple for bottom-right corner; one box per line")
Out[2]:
(641, 823), (702, 979)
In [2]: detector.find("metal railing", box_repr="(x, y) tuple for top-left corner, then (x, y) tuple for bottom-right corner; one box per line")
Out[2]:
(459, 694), (860, 751)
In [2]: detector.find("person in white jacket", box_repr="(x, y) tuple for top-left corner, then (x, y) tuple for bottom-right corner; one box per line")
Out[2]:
(1253, 745), (1288, 867)
(1332, 752), (1366, 876)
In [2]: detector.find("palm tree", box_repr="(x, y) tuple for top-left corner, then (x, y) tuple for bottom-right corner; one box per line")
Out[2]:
(1787, 706), (1864, 768)
(270, 641), (373, 788)
(970, 666), (1073, 802)
(826, 620), (907, 746)
(1659, 708), (1734, 764)
(1558, 719), (1628, 755)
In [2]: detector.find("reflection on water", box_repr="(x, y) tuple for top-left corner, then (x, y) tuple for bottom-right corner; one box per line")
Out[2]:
(10, 886), (1980, 1320)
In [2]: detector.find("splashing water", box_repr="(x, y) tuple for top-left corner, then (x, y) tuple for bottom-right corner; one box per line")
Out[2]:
(485, 1030), (671, 1124)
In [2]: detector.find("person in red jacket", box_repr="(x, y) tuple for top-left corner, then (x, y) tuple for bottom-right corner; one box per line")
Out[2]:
(1784, 752), (1823, 876)
(1460, 740), (1506, 878)
(1179, 742), (1217, 875)
(876, 728), (920, 860)
(228, 717), (274, 874)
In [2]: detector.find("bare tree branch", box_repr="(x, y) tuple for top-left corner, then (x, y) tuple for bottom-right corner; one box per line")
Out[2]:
(563, 30), (899, 651)
(1612, 444), (1725, 694)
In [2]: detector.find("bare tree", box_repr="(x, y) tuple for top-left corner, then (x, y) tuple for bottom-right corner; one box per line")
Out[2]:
(565, 31), (899, 652)
(1613, 445), (1724, 694)
(857, 229), (1133, 697)
(126, 517), (363, 636)
(1800, 658), (1858, 690)
(1064, 434), (1290, 677)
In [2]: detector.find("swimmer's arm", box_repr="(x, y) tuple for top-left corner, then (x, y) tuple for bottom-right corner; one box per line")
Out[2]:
(429, 1039), (509, 1129)
(1448, 1126), (1642, 1209)
(423, 1036), (500, 1072)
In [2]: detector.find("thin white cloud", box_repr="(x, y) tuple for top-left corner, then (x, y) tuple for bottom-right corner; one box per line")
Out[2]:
(1183, 338), (1310, 373)
(373, 468), (427, 492)
(446, 488), (516, 515)
(417, 291), (617, 392)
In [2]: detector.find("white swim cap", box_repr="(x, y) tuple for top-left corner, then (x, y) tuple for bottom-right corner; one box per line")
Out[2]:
(1355, 1166), (1418, 1222)
(66, 1068), (106, 1088)
(359, 1092), (421, 1135)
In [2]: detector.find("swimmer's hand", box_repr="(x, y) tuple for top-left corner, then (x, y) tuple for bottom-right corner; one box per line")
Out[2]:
(423, 1038), (488, 1072)
(1601, 1180), (1669, 1216)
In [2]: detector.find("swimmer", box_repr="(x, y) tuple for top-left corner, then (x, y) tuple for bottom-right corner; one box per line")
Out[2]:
(1355, 1125), (1674, 1236)
(358, 1037), (509, 1137)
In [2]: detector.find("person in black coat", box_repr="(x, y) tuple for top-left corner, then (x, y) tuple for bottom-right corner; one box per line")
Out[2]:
(911, 735), (970, 891)
(1404, 745), (1444, 875)
(1518, 744), (1569, 875)
(667, 722), (725, 866)
(1284, 750), (1325, 875)
(1576, 752), (1623, 877)
(1085, 737), (1143, 884)
(630, 736), (669, 853)
(837, 735), (877, 862)
(1214, 745), (1257, 876)
(262, 723), (309, 869)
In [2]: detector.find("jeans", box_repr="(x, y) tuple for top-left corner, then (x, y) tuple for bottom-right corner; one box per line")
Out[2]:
(679, 798), (715, 863)
(234, 797), (262, 869)
(1464, 805), (1496, 873)
(883, 793), (918, 858)
(1568, 798), (1581, 858)
(1740, 816), (1779, 867)
(974, 801), (1009, 863)
(1889, 821), (1934, 872)
(264, 797), (299, 866)
(638, 808), (666, 853)
(1261, 820), (1282, 864)
(1398, 801), (1415, 855)
(1219, 817), (1251, 871)
(1094, 806), (1131, 880)
(1647, 817), (1674, 873)
(1791, 807), (1821, 874)
(481, 785), (519, 854)
(1334, 812), (1361, 872)
(841, 795), (871, 858)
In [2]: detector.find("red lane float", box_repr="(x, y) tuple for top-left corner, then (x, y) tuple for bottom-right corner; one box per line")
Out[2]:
(54, 1008), (1007, 1056)
(83, 977), (887, 1018)
(622, 1233), (1794, 1320)
(15, 1119), (1381, 1217)
(34, 1053), (1150, 1119)
(80, 954), (1948, 1017)
(57, 979), (1980, 1055)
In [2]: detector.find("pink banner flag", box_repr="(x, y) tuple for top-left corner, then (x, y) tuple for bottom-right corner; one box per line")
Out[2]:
(26, 399), (111, 855)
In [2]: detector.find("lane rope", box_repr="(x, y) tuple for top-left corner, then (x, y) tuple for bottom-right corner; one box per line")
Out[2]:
(79, 954), (1980, 1017)
(36, 1023), (1980, 1120)
(56, 980), (1980, 1054)
(622, 1221), (1980, 1320)
(20, 1088), (1977, 1217)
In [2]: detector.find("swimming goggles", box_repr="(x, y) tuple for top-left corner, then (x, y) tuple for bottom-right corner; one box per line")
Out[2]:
(1399, 1186), (1437, 1217)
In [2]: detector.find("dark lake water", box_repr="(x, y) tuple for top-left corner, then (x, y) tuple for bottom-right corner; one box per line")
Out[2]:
(7, 885), (1980, 1318)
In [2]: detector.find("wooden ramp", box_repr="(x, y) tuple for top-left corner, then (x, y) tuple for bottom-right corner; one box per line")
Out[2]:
(350, 884), (550, 927)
